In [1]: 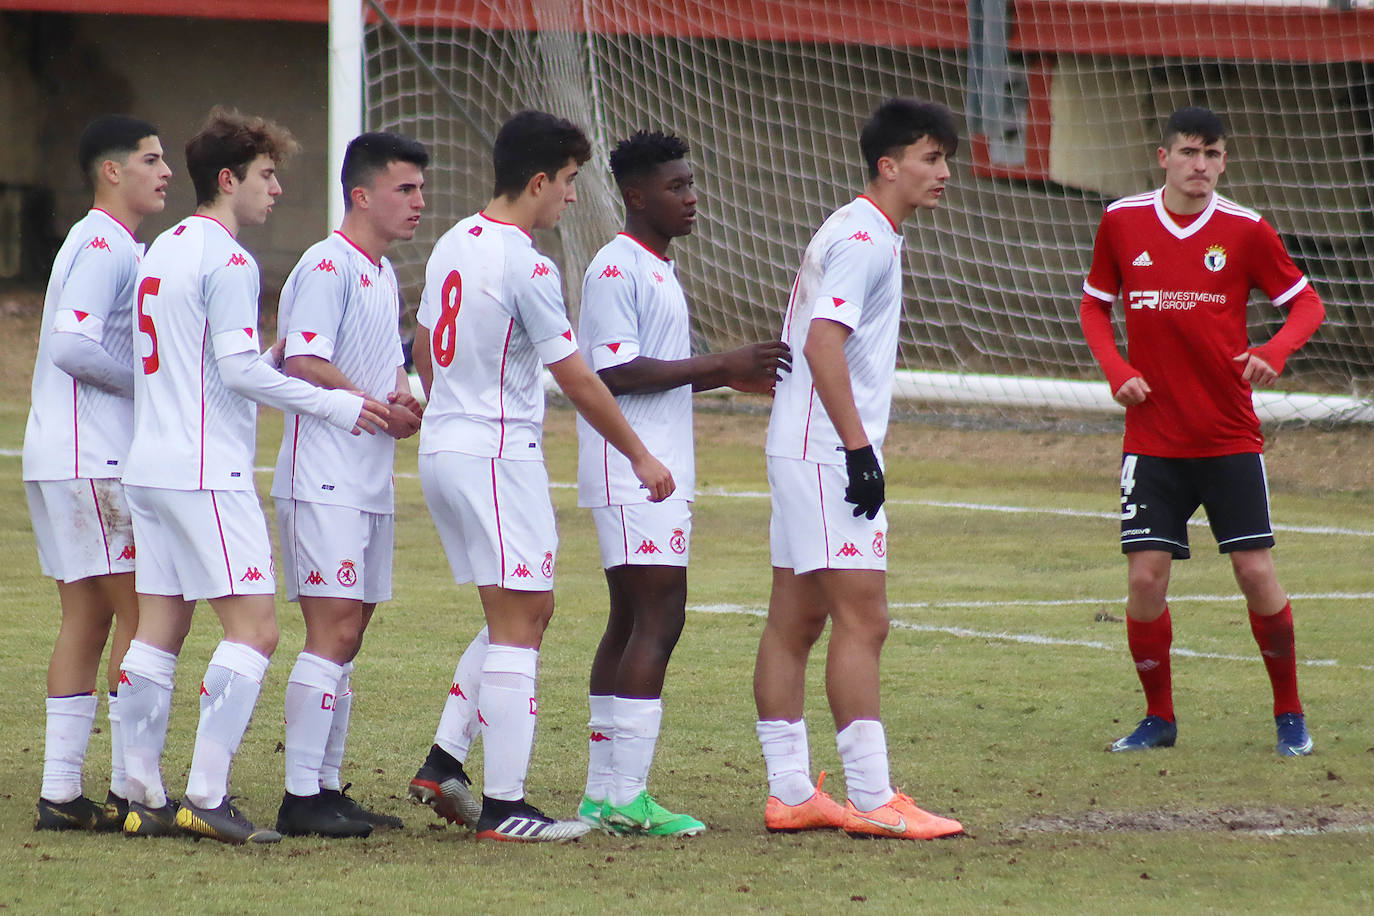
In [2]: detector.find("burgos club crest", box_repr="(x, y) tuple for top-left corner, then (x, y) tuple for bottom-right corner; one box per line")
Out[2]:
(336, 559), (357, 587)
(1203, 245), (1226, 272)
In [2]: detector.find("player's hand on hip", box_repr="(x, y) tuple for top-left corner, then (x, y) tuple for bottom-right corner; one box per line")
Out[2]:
(351, 394), (390, 436)
(1113, 375), (1151, 407)
(843, 444), (884, 520)
(1234, 350), (1277, 387)
(632, 453), (676, 503)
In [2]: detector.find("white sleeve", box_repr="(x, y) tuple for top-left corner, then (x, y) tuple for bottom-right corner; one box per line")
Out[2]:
(580, 262), (641, 370)
(216, 349), (364, 432)
(48, 330), (135, 398)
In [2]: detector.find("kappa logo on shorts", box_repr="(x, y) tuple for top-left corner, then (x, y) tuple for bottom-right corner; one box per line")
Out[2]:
(240, 566), (266, 582)
(305, 570), (326, 586)
(336, 560), (357, 588)
(670, 528), (687, 554)
(449, 682), (467, 699)
(512, 563), (533, 578)
(118, 671), (132, 686)
(834, 542), (863, 558)
(117, 545), (136, 560)
(199, 682), (209, 696)
(872, 531), (885, 558)
(634, 539), (661, 555)
(227, 253), (248, 267)
(88, 237), (111, 251)
(531, 262), (551, 278)
(541, 551), (554, 578)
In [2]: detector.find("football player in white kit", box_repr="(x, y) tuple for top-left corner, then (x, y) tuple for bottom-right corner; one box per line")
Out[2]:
(271, 132), (428, 838)
(574, 131), (789, 837)
(753, 99), (965, 840)
(117, 108), (388, 844)
(405, 111), (674, 843)
(25, 115), (170, 832)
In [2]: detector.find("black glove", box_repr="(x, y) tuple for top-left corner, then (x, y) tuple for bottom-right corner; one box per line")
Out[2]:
(843, 444), (884, 520)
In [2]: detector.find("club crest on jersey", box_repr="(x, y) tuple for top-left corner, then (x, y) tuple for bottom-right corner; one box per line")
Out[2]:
(541, 551), (555, 578)
(336, 559), (357, 587)
(1203, 245), (1226, 272)
(670, 528), (687, 554)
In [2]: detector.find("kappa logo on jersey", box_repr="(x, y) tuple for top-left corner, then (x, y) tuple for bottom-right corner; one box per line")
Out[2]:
(87, 237), (111, 251)
(1132, 250), (1153, 267)
(634, 539), (662, 555)
(468, 225), (482, 236)
(240, 566), (266, 582)
(305, 570), (326, 586)
(872, 531), (885, 558)
(652, 270), (664, 283)
(670, 528), (687, 554)
(834, 542), (863, 558)
(336, 559), (357, 588)
(314, 258), (337, 273)
(449, 682), (467, 699)
(531, 262), (551, 278)
(541, 551), (554, 578)
(117, 545), (136, 560)
(512, 563), (533, 578)
(1204, 245), (1227, 272)
(360, 273), (372, 288)
(598, 265), (623, 280)
(848, 231), (873, 244)
(227, 253), (248, 267)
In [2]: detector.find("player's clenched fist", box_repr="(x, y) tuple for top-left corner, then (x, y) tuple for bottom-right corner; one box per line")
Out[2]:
(843, 444), (884, 519)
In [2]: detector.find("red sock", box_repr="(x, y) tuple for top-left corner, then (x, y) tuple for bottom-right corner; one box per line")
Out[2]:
(1249, 602), (1302, 716)
(1127, 608), (1174, 722)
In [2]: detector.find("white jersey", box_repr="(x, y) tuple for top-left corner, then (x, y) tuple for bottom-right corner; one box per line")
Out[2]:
(124, 215), (265, 491)
(765, 196), (903, 465)
(576, 233), (694, 506)
(270, 232), (405, 514)
(417, 212), (579, 461)
(22, 209), (141, 481)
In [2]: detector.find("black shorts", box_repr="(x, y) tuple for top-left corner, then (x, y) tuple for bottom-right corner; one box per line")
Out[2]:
(1118, 453), (1275, 559)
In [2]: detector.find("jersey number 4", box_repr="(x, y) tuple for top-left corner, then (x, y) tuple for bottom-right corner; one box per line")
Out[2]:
(432, 270), (462, 368)
(137, 276), (161, 375)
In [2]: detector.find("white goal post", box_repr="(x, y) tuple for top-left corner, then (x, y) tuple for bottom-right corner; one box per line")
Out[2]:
(335, 0), (1374, 424)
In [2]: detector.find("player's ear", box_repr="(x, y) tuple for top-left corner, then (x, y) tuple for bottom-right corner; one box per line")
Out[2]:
(527, 171), (549, 198)
(217, 167), (237, 196)
(99, 157), (121, 188)
(877, 153), (899, 183)
(622, 183), (645, 211)
(349, 184), (369, 210)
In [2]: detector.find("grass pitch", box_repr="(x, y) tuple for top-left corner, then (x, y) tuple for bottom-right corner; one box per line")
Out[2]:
(2, 310), (1373, 912)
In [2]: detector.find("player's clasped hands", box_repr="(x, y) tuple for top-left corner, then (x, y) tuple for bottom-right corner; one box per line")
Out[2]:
(384, 389), (425, 439)
(350, 392), (391, 436)
(727, 340), (792, 394)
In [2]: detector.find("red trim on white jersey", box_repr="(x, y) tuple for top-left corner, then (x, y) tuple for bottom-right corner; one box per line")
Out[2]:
(89, 479), (113, 575)
(496, 319), (515, 458)
(190, 213), (236, 238)
(210, 491), (234, 595)
(616, 232), (670, 262)
(198, 322), (209, 489)
(70, 378), (79, 478)
(857, 195), (899, 232)
(815, 464), (830, 561)
(333, 230), (380, 267)
(490, 459), (505, 580)
(90, 208), (138, 242)
(602, 440), (612, 505)
(619, 506), (629, 566)
(800, 385), (816, 461)
(479, 211), (532, 240)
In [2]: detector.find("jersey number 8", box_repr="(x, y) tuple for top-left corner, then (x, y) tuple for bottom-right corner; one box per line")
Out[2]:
(432, 270), (462, 368)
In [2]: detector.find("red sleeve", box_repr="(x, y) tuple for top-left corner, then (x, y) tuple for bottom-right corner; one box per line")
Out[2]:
(1079, 292), (1139, 393)
(1250, 284), (1324, 375)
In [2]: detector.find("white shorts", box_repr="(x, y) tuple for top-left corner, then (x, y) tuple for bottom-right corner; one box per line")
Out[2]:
(420, 451), (557, 591)
(590, 500), (692, 569)
(125, 486), (275, 600)
(276, 499), (393, 604)
(768, 456), (888, 575)
(26, 478), (135, 583)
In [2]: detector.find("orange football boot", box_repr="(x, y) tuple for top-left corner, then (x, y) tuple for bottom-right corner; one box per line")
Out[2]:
(843, 792), (964, 840)
(764, 771), (846, 833)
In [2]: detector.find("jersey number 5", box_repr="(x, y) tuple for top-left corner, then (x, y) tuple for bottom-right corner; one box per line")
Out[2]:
(136, 276), (161, 375)
(432, 270), (461, 368)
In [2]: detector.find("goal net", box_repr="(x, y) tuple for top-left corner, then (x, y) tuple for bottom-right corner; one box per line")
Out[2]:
(362, 0), (1374, 422)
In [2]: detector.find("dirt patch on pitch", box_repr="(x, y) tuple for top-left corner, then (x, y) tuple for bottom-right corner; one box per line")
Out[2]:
(1013, 806), (1374, 835)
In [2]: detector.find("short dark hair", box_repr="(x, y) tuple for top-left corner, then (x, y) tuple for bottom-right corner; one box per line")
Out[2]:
(1163, 106), (1227, 149)
(859, 98), (959, 180)
(341, 132), (429, 209)
(608, 130), (690, 190)
(185, 106), (300, 206)
(77, 115), (159, 186)
(492, 110), (591, 198)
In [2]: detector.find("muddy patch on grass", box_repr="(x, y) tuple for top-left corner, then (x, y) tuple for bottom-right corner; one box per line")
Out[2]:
(1013, 806), (1374, 835)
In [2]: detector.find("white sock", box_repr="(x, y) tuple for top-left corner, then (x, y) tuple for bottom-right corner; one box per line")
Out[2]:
(185, 641), (269, 809)
(836, 719), (894, 812)
(107, 691), (127, 799)
(583, 694), (615, 802)
(41, 694), (98, 803)
(478, 644), (538, 802)
(435, 626), (488, 762)
(283, 652), (344, 797)
(320, 661), (353, 792)
(756, 718), (814, 806)
(118, 640), (177, 808)
(610, 696), (662, 807)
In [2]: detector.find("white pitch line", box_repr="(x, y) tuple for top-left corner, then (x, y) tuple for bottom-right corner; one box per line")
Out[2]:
(689, 602), (1374, 671)
(888, 592), (1374, 609)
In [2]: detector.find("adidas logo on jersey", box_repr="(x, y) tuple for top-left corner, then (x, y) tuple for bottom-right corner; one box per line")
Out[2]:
(1132, 250), (1153, 267)
(834, 542), (863, 558)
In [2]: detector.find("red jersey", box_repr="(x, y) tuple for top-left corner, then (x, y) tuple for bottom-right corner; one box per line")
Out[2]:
(1080, 187), (1320, 458)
